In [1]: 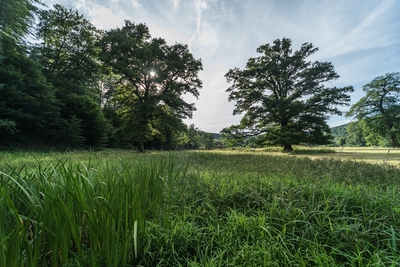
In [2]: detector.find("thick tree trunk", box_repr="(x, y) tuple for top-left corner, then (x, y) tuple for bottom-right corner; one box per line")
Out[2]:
(389, 133), (400, 147)
(283, 144), (293, 152)
(138, 140), (145, 153)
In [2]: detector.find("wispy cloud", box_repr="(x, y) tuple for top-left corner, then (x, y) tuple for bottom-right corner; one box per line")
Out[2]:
(172, 0), (180, 9)
(188, 0), (208, 52)
(131, 0), (140, 8)
(87, 5), (125, 29)
(322, 0), (397, 59)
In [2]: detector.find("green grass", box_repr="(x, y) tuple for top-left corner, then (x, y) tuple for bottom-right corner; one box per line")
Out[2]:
(0, 149), (399, 266)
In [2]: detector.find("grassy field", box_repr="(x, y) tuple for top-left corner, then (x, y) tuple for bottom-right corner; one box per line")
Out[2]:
(0, 148), (399, 266)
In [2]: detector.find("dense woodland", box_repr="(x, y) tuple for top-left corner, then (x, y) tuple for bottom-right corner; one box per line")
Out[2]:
(1, 1), (399, 151)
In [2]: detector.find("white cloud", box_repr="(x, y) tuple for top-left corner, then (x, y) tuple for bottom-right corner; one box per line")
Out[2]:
(188, 0), (209, 52)
(197, 21), (218, 52)
(87, 5), (125, 29)
(131, 0), (140, 8)
(172, 0), (180, 9)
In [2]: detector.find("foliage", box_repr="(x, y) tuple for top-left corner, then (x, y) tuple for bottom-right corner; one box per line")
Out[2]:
(33, 4), (101, 99)
(199, 132), (215, 150)
(98, 21), (202, 152)
(330, 123), (348, 146)
(0, 119), (17, 134)
(0, 0), (41, 41)
(222, 38), (354, 151)
(347, 72), (400, 147)
(30, 5), (111, 148)
(0, 35), (60, 146)
(346, 121), (367, 146)
(61, 94), (111, 147)
(59, 115), (86, 148)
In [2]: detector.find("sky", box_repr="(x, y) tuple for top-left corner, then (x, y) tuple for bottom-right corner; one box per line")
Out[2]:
(41, 0), (400, 133)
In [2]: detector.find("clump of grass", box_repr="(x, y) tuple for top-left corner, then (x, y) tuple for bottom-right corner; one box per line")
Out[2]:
(0, 154), (185, 267)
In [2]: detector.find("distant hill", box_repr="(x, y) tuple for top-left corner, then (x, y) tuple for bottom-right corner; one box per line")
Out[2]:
(331, 123), (348, 138)
(330, 123), (349, 145)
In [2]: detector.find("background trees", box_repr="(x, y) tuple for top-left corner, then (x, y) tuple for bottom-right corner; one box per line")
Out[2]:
(1, 3), (205, 150)
(98, 21), (202, 151)
(0, 35), (59, 146)
(32, 5), (110, 147)
(0, 0), (60, 146)
(222, 38), (354, 151)
(347, 72), (400, 147)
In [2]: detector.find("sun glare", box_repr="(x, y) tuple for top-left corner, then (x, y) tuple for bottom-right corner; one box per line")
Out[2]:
(150, 71), (156, 77)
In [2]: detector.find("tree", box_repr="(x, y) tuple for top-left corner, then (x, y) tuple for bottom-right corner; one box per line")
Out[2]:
(0, 34), (60, 146)
(32, 5), (110, 147)
(98, 21), (202, 152)
(222, 38), (354, 151)
(200, 132), (215, 150)
(346, 72), (400, 147)
(346, 121), (366, 146)
(33, 4), (101, 99)
(0, 0), (42, 95)
(186, 124), (202, 149)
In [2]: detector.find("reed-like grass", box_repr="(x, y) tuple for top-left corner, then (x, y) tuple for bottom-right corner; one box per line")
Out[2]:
(0, 153), (185, 267)
(1, 150), (399, 266)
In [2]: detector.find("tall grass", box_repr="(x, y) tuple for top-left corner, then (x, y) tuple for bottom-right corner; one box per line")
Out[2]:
(140, 152), (400, 266)
(0, 153), (185, 267)
(1, 150), (399, 266)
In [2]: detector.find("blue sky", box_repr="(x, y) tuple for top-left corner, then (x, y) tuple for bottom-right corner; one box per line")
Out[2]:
(42, 0), (400, 133)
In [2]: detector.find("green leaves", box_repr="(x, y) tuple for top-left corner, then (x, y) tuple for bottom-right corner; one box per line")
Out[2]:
(34, 4), (100, 97)
(347, 72), (400, 147)
(0, 34), (60, 146)
(224, 38), (353, 151)
(99, 21), (202, 151)
(0, 0), (41, 41)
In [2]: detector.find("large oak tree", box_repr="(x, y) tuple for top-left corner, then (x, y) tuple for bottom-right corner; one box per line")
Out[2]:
(222, 38), (353, 151)
(98, 21), (202, 151)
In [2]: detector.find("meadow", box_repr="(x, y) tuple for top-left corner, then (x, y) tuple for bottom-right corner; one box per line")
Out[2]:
(0, 148), (399, 266)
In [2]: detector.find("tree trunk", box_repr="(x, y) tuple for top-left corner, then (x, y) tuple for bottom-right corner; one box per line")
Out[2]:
(389, 133), (400, 147)
(138, 140), (145, 152)
(283, 144), (293, 152)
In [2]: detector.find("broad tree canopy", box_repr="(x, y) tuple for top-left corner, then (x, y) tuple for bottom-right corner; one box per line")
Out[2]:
(222, 38), (353, 151)
(98, 21), (202, 151)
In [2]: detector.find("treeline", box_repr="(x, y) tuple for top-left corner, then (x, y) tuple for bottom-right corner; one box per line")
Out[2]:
(0, 2), (210, 151)
(331, 122), (394, 147)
